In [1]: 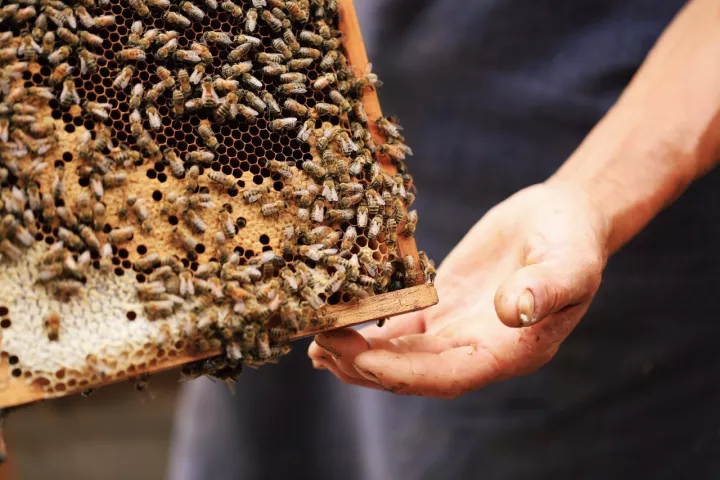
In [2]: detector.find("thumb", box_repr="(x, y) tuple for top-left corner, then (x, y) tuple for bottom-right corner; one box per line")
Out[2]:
(494, 256), (603, 328)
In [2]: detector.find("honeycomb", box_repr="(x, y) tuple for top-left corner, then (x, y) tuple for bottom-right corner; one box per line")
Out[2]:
(0, 0), (433, 398)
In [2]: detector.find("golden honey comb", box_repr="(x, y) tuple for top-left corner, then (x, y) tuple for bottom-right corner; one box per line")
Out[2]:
(0, 0), (437, 408)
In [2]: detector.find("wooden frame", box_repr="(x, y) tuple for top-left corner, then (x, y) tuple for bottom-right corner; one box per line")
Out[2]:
(0, 0), (438, 409)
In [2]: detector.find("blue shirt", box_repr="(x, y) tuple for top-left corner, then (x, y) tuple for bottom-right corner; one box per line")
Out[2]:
(169, 2), (720, 478)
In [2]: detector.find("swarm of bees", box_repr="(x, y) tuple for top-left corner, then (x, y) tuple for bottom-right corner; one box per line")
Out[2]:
(0, 0), (436, 391)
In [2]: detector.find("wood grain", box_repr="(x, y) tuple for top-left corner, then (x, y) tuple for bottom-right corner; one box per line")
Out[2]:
(0, 284), (437, 408)
(0, 0), (437, 409)
(337, 0), (423, 285)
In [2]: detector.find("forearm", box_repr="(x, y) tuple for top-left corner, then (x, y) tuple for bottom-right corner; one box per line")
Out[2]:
(550, 0), (720, 254)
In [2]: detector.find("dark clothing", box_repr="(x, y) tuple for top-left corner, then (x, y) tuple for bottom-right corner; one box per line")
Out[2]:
(169, 1), (720, 478)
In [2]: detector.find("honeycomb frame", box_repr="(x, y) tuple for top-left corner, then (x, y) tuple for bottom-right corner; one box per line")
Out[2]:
(0, 0), (437, 408)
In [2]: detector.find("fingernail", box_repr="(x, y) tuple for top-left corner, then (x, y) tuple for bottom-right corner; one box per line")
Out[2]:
(314, 340), (340, 359)
(518, 289), (535, 326)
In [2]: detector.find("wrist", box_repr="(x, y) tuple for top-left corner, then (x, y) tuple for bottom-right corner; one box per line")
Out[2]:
(549, 94), (710, 254)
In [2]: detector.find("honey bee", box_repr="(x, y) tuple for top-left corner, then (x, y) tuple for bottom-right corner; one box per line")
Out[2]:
(378, 143), (413, 162)
(242, 185), (269, 203)
(84, 100), (114, 120)
(225, 43), (252, 64)
(213, 77), (240, 93)
(144, 79), (169, 103)
(147, 0), (171, 7)
(59, 78), (80, 109)
(299, 30), (323, 46)
(269, 117), (298, 132)
(345, 282), (369, 300)
(155, 30), (179, 46)
(207, 171), (236, 190)
(329, 90), (351, 112)
(220, 0), (243, 19)
(113, 65), (135, 90)
(145, 106), (161, 130)
(197, 120), (219, 150)
(298, 158), (324, 181)
(186, 150), (215, 166)
(259, 8), (282, 31)
(314, 102), (340, 116)
(283, 28), (300, 52)
(272, 38), (293, 59)
(145, 300), (176, 319)
(241, 72), (262, 90)
(262, 91), (282, 117)
(243, 91), (266, 112)
(116, 47), (146, 63)
(79, 30), (104, 48)
(173, 227), (199, 252)
(235, 34), (262, 47)
(300, 286), (324, 310)
(320, 49), (338, 71)
(93, 14), (116, 28)
(288, 58), (315, 70)
(175, 68), (191, 96)
(16, 5), (37, 23)
(128, 0), (150, 17)
(126, 83), (144, 110)
(281, 99), (307, 118)
(297, 47), (321, 59)
(313, 73), (336, 90)
(181, 1), (204, 21)
(353, 63), (383, 91)
(46, 45), (70, 65)
(75, 5), (95, 28)
(356, 204), (369, 228)
(295, 118), (316, 143)
(0, 47), (17, 63)
(79, 224), (100, 252)
(172, 88), (185, 116)
(183, 209), (207, 234)
(52, 280), (84, 300)
(215, 91), (238, 123)
(49, 62), (73, 86)
(416, 251), (435, 284)
(351, 100), (368, 124)
(107, 225), (135, 246)
(322, 208), (351, 224)
(261, 200), (286, 217)
(175, 50), (203, 63)
(245, 7), (257, 32)
(56, 226), (82, 251)
(41, 193), (56, 224)
(136, 131), (161, 158)
(164, 11), (191, 28)
(56, 27), (79, 47)
(156, 38), (178, 60)
(262, 62), (287, 77)
(222, 61), (253, 79)
(75, 47), (97, 74)
(277, 82), (307, 95)
(203, 31), (232, 46)
(164, 149), (184, 178)
(403, 209), (417, 236)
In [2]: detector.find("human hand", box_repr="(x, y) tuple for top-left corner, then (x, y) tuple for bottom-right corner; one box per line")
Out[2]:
(308, 181), (612, 398)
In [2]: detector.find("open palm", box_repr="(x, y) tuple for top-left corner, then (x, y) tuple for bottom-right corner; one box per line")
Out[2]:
(308, 182), (610, 398)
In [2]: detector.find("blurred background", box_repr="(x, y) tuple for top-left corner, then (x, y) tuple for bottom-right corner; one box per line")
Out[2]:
(1, 371), (181, 480)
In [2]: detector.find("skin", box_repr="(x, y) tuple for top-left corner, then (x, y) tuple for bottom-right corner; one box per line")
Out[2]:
(308, 0), (720, 398)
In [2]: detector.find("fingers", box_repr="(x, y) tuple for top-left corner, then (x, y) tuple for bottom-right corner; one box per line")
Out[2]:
(311, 348), (384, 391)
(353, 344), (502, 398)
(494, 257), (602, 328)
(355, 310), (427, 341)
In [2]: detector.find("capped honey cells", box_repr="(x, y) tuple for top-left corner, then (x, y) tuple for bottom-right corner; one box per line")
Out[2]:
(0, 0), (436, 396)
